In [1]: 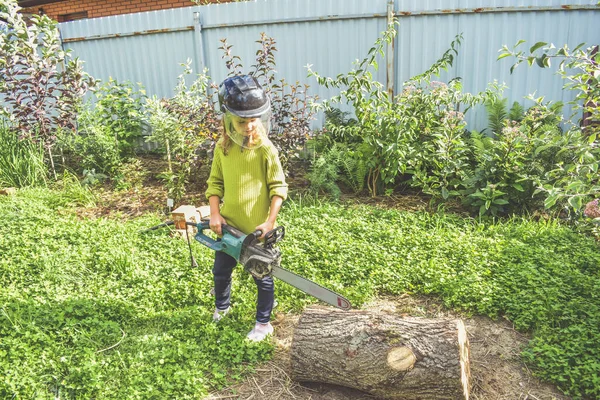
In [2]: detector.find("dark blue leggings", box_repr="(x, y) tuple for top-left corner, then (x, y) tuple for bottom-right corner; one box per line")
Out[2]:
(212, 250), (274, 324)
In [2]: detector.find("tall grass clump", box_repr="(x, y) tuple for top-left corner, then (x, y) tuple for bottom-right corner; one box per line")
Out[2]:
(0, 119), (47, 187)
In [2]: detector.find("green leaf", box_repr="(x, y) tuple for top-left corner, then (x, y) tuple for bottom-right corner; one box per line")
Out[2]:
(568, 196), (583, 211)
(544, 194), (559, 209)
(542, 55), (551, 68)
(479, 204), (487, 216)
(566, 181), (583, 191)
(470, 191), (486, 200)
(529, 42), (548, 53)
(441, 187), (449, 200)
(535, 55), (550, 68)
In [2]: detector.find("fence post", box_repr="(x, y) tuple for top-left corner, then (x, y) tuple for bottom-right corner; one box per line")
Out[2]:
(386, 0), (395, 100)
(193, 11), (207, 72)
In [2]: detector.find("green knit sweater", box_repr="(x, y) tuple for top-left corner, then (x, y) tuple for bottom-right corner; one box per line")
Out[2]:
(205, 139), (288, 234)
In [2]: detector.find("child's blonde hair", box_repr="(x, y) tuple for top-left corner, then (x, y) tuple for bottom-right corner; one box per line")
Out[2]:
(219, 116), (266, 154)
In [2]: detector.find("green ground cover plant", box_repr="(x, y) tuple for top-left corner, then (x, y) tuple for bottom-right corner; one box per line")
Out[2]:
(1, 189), (598, 398)
(0, 189), (271, 399)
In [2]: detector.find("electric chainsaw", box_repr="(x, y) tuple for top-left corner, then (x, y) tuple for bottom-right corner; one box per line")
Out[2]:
(142, 217), (351, 310)
(194, 221), (351, 310)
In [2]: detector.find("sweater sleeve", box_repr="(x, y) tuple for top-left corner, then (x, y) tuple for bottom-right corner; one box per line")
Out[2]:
(265, 145), (288, 201)
(205, 147), (224, 199)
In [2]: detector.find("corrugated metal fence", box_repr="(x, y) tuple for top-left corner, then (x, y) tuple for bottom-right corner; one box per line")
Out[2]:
(58, 0), (600, 132)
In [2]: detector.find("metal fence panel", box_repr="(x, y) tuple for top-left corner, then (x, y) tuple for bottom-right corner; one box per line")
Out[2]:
(199, 0), (389, 114)
(393, 0), (600, 129)
(57, 0), (600, 131)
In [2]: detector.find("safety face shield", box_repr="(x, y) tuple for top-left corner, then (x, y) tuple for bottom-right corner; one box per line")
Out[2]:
(224, 111), (271, 150)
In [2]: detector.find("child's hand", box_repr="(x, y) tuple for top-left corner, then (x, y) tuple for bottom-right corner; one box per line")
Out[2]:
(255, 221), (275, 239)
(210, 213), (227, 236)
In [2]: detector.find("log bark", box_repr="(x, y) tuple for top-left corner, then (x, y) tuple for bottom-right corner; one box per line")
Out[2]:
(290, 307), (470, 400)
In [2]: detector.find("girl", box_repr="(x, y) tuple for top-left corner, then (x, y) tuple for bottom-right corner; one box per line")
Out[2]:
(205, 75), (288, 342)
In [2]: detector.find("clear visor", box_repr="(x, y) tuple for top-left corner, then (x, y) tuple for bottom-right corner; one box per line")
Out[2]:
(224, 111), (271, 150)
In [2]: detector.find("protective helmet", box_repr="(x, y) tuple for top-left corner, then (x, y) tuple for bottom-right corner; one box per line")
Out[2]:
(219, 75), (270, 117)
(219, 75), (271, 149)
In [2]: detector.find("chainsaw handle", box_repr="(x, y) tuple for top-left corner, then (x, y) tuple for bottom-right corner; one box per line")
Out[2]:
(193, 220), (245, 261)
(194, 220), (223, 252)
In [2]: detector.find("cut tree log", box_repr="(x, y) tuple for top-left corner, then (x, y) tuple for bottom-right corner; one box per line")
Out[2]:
(290, 307), (470, 400)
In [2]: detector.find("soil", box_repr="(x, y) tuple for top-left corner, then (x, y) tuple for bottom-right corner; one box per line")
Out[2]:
(82, 156), (571, 400)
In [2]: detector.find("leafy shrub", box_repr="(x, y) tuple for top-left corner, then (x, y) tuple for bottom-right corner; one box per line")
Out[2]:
(0, 0), (95, 178)
(306, 143), (344, 199)
(92, 78), (147, 158)
(484, 96), (508, 136)
(307, 113), (369, 197)
(65, 108), (123, 177)
(462, 97), (567, 216)
(482, 84), (529, 137)
(309, 24), (485, 198)
(499, 41), (600, 213)
(219, 33), (318, 171)
(145, 61), (220, 200)
(398, 79), (474, 201)
(60, 79), (147, 179)
(309, 26), (599, 218)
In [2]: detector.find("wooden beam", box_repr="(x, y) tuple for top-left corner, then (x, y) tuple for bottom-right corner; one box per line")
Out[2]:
(18, 0), (67, 8)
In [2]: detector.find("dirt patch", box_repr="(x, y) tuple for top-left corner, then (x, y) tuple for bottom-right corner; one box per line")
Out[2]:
(76, 155), (447, 221)
(74, 155), (211, 220)
(207, 295), (570, 400)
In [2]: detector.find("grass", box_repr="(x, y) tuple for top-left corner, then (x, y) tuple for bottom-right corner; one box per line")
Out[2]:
(1, 189), (599, 399)
(0, 123), (48, 188)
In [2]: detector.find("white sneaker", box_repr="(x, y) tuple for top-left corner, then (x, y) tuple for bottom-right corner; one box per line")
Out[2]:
(212, 307), (230, 322)
(246, 322), (274, 342)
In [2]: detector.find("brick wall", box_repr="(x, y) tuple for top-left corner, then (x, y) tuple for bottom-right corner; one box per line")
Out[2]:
(21, 0), (223, 22)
